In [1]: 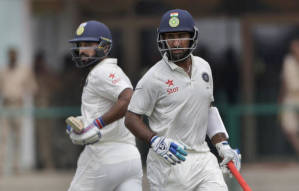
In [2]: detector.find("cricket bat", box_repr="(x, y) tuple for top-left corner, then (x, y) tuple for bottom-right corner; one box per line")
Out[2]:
(228, 161), (252, 191)
(65, 116), (84, 133)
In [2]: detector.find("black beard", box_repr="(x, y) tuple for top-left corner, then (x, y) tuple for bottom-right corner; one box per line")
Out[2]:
(79, 52), (95, 63)
(172, 52), (184, 60)
(171, 49), (188, 60)
(79, 52), (90, 57)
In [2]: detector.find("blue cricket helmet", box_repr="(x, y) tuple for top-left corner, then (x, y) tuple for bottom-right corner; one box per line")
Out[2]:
(157, 9), (199, 63)
(158, 9), (195, 33)
(69, 20), (112, 68)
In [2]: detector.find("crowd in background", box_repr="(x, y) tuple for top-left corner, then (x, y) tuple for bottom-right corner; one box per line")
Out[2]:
(0, 48), (84, 175)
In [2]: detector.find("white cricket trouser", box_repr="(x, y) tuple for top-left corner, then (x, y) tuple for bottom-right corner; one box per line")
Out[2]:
(68, 146), (143, 191)
(147, 149), (228, 191)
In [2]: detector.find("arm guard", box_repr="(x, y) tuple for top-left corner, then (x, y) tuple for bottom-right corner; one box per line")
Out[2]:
(207, 107), (229, 139)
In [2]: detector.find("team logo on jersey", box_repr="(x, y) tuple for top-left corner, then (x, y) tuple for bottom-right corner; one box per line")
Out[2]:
(169, 12), (180, 28)
(109, 73), (115, 79)
(202, 72), (209, 82)
(109, 73), (121, 84)
(76, 22), (87, 36)
(166, 79), (179, 94)
(166, 79), (174, 87)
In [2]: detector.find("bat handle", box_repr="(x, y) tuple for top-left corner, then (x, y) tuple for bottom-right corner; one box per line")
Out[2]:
(228, 161), (252, 191)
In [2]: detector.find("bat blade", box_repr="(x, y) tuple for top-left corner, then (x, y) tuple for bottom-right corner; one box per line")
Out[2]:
(65, 116), (84, 133)
(228, 161), (252, 191)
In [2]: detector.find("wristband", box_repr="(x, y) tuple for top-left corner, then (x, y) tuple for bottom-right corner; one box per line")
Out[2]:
(150, 136), (158, 146)
(94, 116), (105, 129)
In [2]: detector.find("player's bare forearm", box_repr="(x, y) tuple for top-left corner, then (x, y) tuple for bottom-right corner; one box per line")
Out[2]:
(125, 111), (156, 143)
(211, 133), (227, 145)
(101, 88), (133, 125)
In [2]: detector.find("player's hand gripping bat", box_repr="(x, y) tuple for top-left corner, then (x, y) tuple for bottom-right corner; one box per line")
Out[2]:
(65, 116), (84, 134)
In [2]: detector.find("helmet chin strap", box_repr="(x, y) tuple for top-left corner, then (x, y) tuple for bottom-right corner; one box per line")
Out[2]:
(162, 40), (193, 63)
(168, 48), (191, 63)
(74, 56), (101, 68)
(171, 54), (191, 63)
(162, 52), (191, 64)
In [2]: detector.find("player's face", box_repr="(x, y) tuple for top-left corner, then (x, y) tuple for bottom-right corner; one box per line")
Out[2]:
(163, 32), (191, 60)
(78, 42), (98, 62)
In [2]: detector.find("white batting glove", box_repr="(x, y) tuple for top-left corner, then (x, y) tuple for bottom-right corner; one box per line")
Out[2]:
(150, 136), (188, 165)
(216, 141), (241, 176)
(69, 121), (102, 145)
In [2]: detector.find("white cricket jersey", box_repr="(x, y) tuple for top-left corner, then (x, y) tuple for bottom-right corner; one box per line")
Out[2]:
(81, 58), (139, 164)
(128, 54), (214, 152)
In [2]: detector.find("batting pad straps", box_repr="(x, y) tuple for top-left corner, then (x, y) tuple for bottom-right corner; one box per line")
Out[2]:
(207, 107), (229, 139)
(94, 116), (105, 129)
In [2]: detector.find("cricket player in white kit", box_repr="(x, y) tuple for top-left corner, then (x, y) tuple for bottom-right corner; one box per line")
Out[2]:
(66, 20), (142, 191)
(125, 9), (241, 191)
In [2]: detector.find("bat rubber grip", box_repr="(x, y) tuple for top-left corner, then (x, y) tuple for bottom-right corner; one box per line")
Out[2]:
(228, 161), (252, 191)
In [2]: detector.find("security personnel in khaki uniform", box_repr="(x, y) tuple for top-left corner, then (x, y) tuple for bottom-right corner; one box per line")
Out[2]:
(0, 48), (37, 174)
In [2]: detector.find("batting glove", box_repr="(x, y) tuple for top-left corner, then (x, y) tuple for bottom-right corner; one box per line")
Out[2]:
(216, 141), (241, 176)
(66, 116), (84, 134)
(150, 136), (188, 165)
(69, 120), (102, 145)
